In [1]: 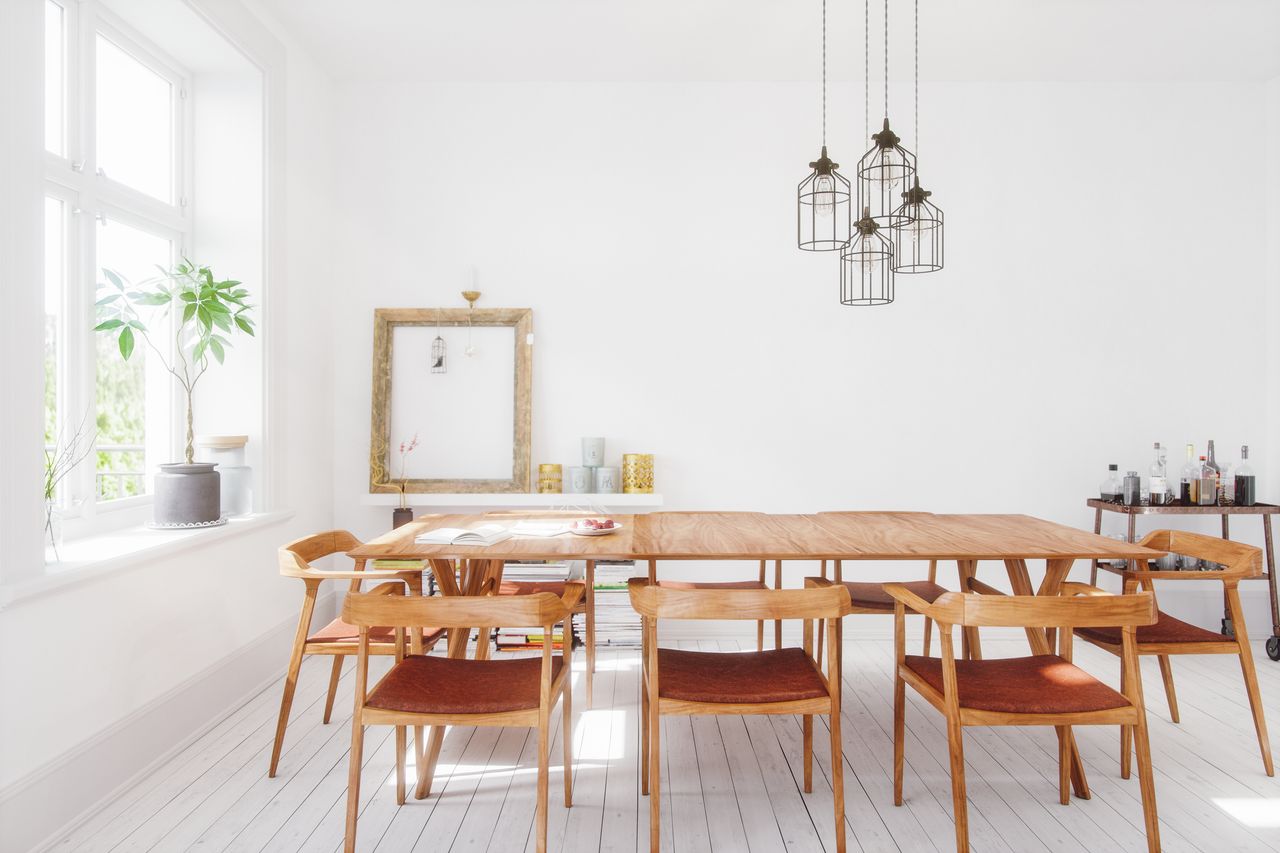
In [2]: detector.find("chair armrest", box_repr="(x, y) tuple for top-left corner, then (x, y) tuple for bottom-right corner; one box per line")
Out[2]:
(286, 568), (422, 583)
(883, 582), (936, 616)
(966, 578), (1006, 597)
(560, 581), (586, 612)
(366, 582), (406, 597)
(804, 576), (839, 589)
(1060, 581), (1110, 597)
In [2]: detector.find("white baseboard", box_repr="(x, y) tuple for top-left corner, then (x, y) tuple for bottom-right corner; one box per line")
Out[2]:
(2, 592), (336, 853)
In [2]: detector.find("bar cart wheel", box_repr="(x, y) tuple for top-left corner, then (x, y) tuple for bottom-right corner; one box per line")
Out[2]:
(1268, 636), (1280, 662)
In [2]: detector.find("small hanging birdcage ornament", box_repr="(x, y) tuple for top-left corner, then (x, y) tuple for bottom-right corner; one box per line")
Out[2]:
(430, 333), (447, 373)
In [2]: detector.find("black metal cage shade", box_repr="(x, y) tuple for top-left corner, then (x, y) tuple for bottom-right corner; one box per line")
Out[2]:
(840, 211), (895, 306)
(890, 177), (944, 274)
(856, 119), (916, 230)
(797, 146), (853, 252)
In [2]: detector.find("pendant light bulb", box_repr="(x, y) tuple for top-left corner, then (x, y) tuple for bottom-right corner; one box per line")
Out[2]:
(813, 173), (836, 216)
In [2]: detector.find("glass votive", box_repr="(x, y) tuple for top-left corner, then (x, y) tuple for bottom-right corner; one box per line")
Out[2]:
(565, 466), (594, 493)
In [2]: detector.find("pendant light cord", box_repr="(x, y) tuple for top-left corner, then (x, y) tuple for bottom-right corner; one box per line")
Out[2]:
(864, 0), (869, 143)
(914, 0), (919, 158)
(821, 0), (827, 145)
(884, 0), (889, 119)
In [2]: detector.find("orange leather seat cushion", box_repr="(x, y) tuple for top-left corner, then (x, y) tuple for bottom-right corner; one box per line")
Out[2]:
(366, 654), (563, 715)
(904, 654), (1130, 714)
(1074, 611), (1223, 646)
(658, 647), (828, 704)
(498, 580), (567, 597)
(844, 580), (948, 612)
(657, 579), (767, 590)
(307, 618), (444, 647)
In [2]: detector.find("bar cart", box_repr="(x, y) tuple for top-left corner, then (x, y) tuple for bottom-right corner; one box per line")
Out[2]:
(1087, 499), (1280, 661)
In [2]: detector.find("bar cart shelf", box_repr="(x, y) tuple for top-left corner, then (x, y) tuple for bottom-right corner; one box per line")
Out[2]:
(1087, 499), (1280, 661)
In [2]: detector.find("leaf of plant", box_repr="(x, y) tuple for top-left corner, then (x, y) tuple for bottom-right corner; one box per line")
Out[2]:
(136, 292), (171, 306)
(209, 337), (225, 364)
(182, 303), (197, 323)
(192, 338), (207, 364)
(234, 316), (255, 336)
(95, 294), (120, 306)
(180, 292), (197, 302)
(103, 268), (126, 291)
(197, 305), (211, 330)
(94, 319), (124, 331)
(211, 311), (231, 332)
(119, 326), (135, 359)
(205, 299), (230, 314)
(128, 319), (147, 331)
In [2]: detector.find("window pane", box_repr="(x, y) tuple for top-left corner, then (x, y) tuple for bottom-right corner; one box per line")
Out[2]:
(95, 34), (172, 202)
(44, 197), (63, 450)
(96, 217), (171, 500)
(44, 1), (64, 155)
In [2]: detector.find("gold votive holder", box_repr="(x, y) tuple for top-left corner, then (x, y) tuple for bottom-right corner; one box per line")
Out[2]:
(537, 463), (563, 494)
(622, 453), (654, 494)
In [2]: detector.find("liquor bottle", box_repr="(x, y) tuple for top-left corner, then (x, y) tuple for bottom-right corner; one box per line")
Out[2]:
(1149, 442), (1168, 505)
(1100, 464), (1122, 503)
(1206, 440), (1223, 504)
(1179, 443), (1197, 504)
(1196, 456), (1217, 506)
(1235, 445), (1257, 507)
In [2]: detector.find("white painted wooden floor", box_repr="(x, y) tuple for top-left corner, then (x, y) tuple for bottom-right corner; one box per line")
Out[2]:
(52, 639), (1280, 852)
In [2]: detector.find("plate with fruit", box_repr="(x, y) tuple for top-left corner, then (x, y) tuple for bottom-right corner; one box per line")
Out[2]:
(571, 518), (623, 536)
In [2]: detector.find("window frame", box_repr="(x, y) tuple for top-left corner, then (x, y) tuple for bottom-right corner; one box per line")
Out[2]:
(44, 0), (193, 535)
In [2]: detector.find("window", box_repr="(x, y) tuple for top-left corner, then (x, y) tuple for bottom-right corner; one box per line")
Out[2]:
(44, 1), (189, 527)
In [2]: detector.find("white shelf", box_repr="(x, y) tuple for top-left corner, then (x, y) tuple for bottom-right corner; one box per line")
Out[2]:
(360, 492), (665, 508)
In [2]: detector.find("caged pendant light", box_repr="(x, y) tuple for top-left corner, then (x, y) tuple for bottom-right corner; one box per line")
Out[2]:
(840, 206), (895, 305)
(891, 0), (944, 273)
(856, 0), (915, 230)
(797, 0), (852, 251)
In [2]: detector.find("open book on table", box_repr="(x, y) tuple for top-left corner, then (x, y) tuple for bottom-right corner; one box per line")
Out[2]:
(413, 524), (512, 546)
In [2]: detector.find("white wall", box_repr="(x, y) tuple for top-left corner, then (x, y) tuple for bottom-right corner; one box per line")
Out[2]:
(0, 1), (338, 849)
(329, 80), (1279, 630)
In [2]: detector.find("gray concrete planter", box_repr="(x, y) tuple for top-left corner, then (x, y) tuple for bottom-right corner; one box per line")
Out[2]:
(153, 463), (224, 528)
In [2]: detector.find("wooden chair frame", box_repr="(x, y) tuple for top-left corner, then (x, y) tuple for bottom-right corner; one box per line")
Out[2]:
(1084, 529), (1274, 777)
(888, 583), (1161, 853)
(270, 530), (441, 778)
(341, 583), (583, 853)
(630, 578), (852, 853)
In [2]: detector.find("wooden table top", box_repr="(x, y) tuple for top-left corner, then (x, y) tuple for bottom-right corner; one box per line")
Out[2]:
(348, 510), (1164, 563)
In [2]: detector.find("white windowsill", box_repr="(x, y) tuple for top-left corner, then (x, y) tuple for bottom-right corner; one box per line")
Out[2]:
(0, 510), (295, 609)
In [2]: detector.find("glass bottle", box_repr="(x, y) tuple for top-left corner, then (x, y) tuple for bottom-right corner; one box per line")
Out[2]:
(1235, 445), (1257, 507)
(1100, 464), (1122, 503)
(1148, 441), (1168, 505)
(1196, 455), (1217, 506)
(1206, 440), (1223, 504)
(1123, 470), (1142, 506)
(1179, 443), (1197, 504)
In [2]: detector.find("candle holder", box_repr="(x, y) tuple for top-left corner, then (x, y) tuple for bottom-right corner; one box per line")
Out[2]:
(537, 463), (563, 494)
(622, 453), (654, 494)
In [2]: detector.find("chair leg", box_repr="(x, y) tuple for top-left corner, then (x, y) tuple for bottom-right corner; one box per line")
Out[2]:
(395, 726), (406, 805)
(1131, 712), (1162, 853)
(893, 666), (906, 806)
(830, 708), (846, 853)
(803, 715), (813, 793)
(1156, 655), (1180, 723)
(1056, 726), (1071, 805)
(270, 630), (313, 777)
(536, 717), (550, 853)
(640, 678), (650, 795)
(649, 700), (661, 853)
(774, 560), (783, 649)
(946, 715), (969, 853)
(323, 655), (344, 725)
(563, 680), (574, 807)
(1119, 656), (1132, 780)
(815, 620), (825, 669)
(921, 618), (933, 657)
(344, 716), (365, 853)
(1230, 586), (1276, 776)
(757, 620), (764, 653)
(415, 725), (445, 799)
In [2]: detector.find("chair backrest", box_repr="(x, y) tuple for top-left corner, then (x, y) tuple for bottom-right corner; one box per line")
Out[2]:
(343, 585), (581, 630)
(922, 589), (1156, 628)
(279, 529), (362, 576)
(1139, 529), (1262, 577)
(628, 578), (850, 621)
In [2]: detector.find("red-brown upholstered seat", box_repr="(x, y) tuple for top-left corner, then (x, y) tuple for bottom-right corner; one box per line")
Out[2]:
(1074, 611), (1223, 646)
(904, 654), (1129, 715)
(656, 579), (768, 591)
(307, 618), (445, 646)
(657, 647), (828, 704)
(365, 654), (564, 715)
(843, 580), (948, 612)
(498, 579), (568, 597)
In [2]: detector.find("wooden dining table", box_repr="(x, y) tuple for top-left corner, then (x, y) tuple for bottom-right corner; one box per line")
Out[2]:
(347, 509), (1163, 799)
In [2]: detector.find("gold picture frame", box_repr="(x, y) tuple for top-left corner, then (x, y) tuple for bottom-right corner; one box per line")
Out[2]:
(369, 307), (532, 493)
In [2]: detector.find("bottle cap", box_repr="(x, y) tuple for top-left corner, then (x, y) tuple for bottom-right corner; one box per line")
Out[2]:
(1108, 464), (1118, 470)
(1127, 471), (1138, 476)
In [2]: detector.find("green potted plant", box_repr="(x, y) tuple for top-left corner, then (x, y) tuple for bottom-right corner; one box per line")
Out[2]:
(95, 261), (255, 527)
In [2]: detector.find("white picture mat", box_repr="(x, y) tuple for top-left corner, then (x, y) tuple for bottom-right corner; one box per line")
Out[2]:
(388, 325), (516, 480)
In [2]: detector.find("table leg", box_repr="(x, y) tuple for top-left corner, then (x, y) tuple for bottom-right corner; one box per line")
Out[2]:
(1265, 515), (1280, 642)
(585, 560), (596, 708)
(956, 560), (981, 661)
(1126, 513), (1138, 572)
(1222, 515), (1234, 637)
(1090, 507), (1104, 586)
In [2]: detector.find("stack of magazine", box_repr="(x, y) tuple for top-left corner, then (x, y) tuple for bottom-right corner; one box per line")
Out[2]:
(494, 561), (585, 651)
(593, 560), (643, 648)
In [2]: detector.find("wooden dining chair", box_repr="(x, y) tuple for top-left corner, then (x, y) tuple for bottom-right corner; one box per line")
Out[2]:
(1077, 529), (1274, 776)
(341, 582), (582, 853)
(270, 530), (445, 778)
(887, 582), (1161, 853)
(629, 577), (852, 853)
(814, 511), (949, 667)
(648, 511), (777, 652)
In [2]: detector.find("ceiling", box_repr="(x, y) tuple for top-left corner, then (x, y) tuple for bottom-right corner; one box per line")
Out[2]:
(253, 0), (1280, 84)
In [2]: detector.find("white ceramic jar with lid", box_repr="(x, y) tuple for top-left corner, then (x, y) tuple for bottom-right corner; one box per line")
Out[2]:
(195, 435), (252, 515)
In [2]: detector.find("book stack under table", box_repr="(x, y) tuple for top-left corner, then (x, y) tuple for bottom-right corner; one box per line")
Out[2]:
(593, 560), (643, 648)
(494, 561), (585, 651)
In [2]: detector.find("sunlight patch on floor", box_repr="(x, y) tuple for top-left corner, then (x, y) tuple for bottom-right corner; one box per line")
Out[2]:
(1212, 797), (1280, 828)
